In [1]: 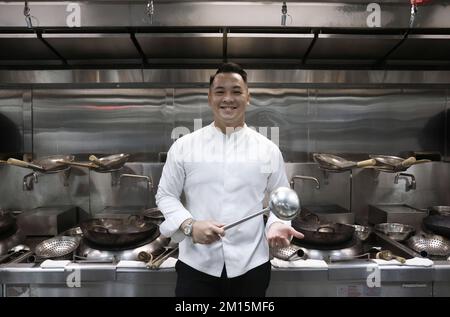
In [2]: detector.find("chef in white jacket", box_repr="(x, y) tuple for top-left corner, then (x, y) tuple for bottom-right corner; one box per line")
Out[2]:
(156, 62), (303, 297)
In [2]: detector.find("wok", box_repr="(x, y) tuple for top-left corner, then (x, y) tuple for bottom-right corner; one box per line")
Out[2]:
(423, 215), (450, 238)
(291, 212), (354, 246)
(7, 155), (75, 173)
(313, 153), (375, 171)
(0, 210), (16, 235)
(80, 215), (158, 247)
(89, 154), (130, 171)
(142, 207), (165, 225)
(429, 206), (450, 216)
(369, 155), (430, 172)
(57, 153), (129, 172)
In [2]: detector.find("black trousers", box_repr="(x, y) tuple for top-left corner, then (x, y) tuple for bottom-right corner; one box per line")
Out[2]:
(175, 260), (271, 297)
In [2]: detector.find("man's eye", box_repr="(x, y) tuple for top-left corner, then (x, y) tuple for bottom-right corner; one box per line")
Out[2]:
(215, 91), (224, 95)
(233, 91), (242, 94)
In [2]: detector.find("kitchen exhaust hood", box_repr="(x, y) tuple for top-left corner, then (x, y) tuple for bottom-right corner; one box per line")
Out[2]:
(0, 1), (450, 69)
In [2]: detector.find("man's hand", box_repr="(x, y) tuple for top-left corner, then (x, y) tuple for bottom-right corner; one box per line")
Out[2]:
(267, 222), (304, 248)
(192, 220), (225, 244)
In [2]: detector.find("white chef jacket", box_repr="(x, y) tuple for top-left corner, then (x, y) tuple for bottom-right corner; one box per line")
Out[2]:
(156, 122), (291, 278)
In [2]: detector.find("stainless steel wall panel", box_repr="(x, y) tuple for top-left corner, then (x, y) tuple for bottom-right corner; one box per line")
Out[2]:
(352, 162), (450, 225)
(2, 69), (450, 87)
(0, 69), (144, 86)
(32, 89), (168, 157)
(0, 89), (24, 156)
(172, 88), (211, 141)
(246, 88), (309, 162)
(88, 163), (162, 214)
(22, 91), (32, 154)
(308, 89), (447, 157)
(0, 165), (85, 211)
(286, 163), (351, 211)
(446, 92), (449, 161)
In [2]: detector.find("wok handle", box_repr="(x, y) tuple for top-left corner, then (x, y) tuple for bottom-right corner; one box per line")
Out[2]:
(400, 157), (416, 167)
(89, 155), (108, 168)
(223, 207), (270, 231)
(409, 159), (431, 166)
(7, 158), (46, 172)
(57, 160), (95, 168)
(138, 251), (153, 262)
(149, 247), (178, 269)
(356, 159), (376, 168)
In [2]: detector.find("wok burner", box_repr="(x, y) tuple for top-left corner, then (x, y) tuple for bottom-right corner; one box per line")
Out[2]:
(78, 230), (169, 261)
(0, 225), (25, 256)
(292, 236), (364, 261)
(82, 228), (160, 251)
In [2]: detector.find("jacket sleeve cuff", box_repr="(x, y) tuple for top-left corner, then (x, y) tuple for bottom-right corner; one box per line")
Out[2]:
(159, 210), (192, 238)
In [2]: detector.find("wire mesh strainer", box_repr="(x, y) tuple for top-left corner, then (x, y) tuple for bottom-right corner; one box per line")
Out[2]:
(407, 233), (450, 257)
(35, 236), (80, 260)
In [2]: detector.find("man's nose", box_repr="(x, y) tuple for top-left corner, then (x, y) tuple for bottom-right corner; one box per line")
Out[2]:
(222, 92), (233, 102)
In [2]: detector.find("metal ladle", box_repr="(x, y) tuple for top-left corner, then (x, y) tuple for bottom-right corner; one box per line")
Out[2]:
(223, 187), (300, 230)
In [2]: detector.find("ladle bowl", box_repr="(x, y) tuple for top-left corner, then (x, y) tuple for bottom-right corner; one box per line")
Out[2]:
(223, 187), (300, 230)
(269, 187), (300, 221)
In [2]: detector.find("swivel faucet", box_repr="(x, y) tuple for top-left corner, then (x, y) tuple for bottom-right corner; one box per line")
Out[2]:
(290, 175), (320, 190)
(119, 174), (154, 192)
(394, 173), (416, 191)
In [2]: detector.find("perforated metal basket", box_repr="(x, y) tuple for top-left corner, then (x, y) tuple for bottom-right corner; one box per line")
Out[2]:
(407, 233), (450, 257)
(271, 244), (306, 261)
(35, 236), (80, 260)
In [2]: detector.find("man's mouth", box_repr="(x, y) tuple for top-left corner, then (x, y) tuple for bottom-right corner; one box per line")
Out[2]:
(220, 105), (237, 110)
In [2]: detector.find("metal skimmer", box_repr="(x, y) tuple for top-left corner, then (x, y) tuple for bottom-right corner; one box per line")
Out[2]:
(272, 244), (306, 261)
(407, 233), (450, 257)
(35, 236), (80, 260)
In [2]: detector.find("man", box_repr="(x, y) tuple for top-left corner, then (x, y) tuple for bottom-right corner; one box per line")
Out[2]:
(156, 62), (303, 297)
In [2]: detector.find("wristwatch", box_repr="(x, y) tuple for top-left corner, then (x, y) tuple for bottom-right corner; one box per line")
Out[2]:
(182, 218), (195, 237)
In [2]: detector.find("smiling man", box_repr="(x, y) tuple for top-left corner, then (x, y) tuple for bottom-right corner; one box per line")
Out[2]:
(156, 62), (303, 297)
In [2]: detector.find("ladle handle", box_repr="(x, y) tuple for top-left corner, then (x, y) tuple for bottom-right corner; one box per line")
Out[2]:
(223, 207), (270, 231)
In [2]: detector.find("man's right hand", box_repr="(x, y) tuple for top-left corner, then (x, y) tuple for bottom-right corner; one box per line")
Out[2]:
(192, 220), (225, 244)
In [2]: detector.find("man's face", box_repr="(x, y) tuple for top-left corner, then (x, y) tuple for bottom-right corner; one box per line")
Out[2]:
(208, 72), (250, 129)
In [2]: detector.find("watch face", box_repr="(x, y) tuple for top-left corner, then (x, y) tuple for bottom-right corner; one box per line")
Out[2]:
(183, 221), (193, 236)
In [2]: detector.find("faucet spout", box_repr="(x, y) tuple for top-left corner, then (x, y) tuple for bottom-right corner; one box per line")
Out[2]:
(394, 173), (416, 191)
(290, 175), (320, 190)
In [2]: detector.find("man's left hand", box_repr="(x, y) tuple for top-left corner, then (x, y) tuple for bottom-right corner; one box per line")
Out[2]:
(267, 222), (304, 248)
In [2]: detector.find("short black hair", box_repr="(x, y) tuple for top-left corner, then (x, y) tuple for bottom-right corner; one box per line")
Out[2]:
(209, 62), (247, 87)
